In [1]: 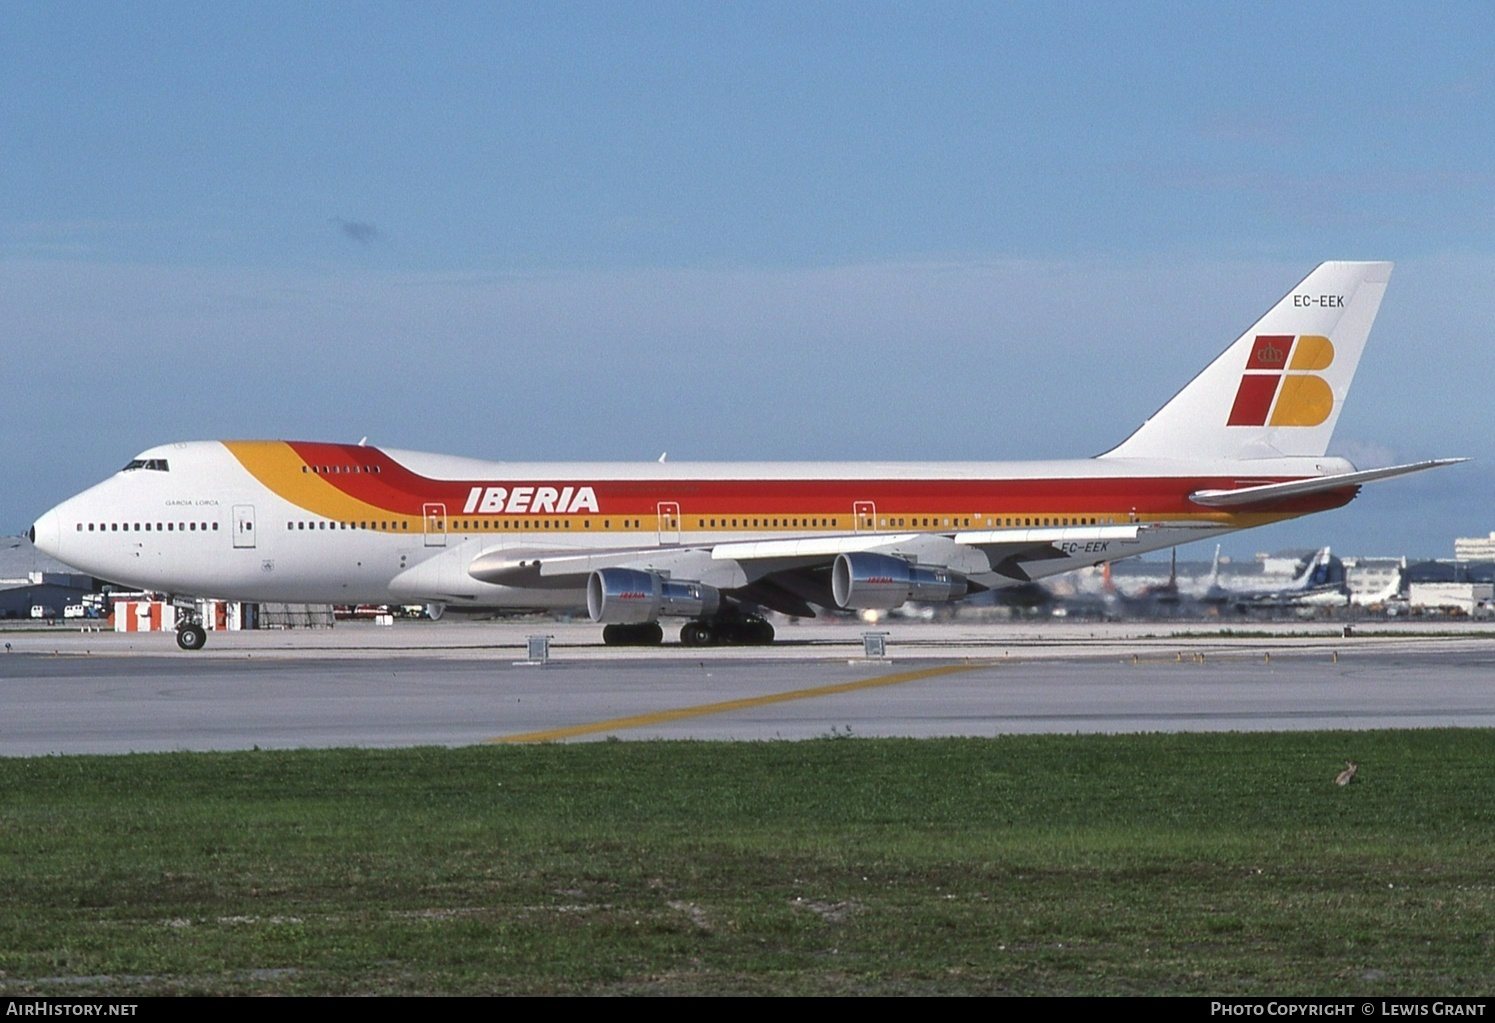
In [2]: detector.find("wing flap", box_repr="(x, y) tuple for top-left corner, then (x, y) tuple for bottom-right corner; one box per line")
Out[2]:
(951, 523), (1146, 580)
(468, 545), (719, 586)
(952, 523), (1143, 554)
(710, 533), (922, 562)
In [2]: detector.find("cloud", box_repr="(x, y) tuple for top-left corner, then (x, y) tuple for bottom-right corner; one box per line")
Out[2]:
(332, 218), (380, 245)
(1327, 439), (1397, 470)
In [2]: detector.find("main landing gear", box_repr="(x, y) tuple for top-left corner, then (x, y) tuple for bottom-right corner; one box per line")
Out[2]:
(601, 622), (664, 646)
(599, 615), (777, 647)
(679, 615), (775, 647)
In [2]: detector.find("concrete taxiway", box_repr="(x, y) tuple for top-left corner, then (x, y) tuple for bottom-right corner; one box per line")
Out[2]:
(2, 619), (1492, 756)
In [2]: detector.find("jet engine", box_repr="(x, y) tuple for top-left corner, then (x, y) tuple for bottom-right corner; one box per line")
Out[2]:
(586, 568), (722, 624)
(831, 552), (967, 610)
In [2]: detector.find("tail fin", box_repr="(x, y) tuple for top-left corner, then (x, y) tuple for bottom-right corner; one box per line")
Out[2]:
(1101, 262), (1392, 461)
(1294, 547), (1333, 590)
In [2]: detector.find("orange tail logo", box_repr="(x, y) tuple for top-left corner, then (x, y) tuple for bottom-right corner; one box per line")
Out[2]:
(1226, 334), (1335, 427)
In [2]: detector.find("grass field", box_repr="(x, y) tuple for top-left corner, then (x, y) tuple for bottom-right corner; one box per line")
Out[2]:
(2, 730), (1493, 995)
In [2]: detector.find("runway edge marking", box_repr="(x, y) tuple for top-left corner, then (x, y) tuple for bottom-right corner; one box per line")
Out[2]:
(491, 662), (984, 744)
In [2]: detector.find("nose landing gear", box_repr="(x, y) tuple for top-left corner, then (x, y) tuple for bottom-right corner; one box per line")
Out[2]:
(175, 623), (207, 651)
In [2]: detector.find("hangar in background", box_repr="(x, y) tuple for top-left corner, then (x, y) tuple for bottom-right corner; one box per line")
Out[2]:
(0, 534), (97, 618)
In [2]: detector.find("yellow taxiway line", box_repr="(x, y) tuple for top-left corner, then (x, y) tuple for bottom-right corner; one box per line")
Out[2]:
(492, 662), (983, 744)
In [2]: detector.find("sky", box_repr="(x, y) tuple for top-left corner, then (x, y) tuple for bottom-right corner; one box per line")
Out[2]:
(4, 1), (1492, 560)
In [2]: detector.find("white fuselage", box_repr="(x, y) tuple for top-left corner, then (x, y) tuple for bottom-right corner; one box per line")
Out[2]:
(30, 440), (1354, 611)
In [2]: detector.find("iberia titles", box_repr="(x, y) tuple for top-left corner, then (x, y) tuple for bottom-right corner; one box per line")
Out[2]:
(460, 485), (600, 515)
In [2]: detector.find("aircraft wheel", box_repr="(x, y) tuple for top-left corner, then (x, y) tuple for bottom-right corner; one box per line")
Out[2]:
(680, 621), (715, 647)
(717, 616), (774, 645)
(176, 624), (207, 651)
(602, 623), (664, 646)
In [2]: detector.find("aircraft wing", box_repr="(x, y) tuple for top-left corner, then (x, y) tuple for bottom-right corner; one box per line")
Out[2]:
(470, 524), (1148, 586)
(465, 522), (1161, 616)
(1188, 458), (1465, 508)
(713, 523), (1149, 581)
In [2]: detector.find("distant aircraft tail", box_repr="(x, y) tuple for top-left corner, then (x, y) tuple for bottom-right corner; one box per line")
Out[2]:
(1294, 547), (1334, 590)
(1101, 261), (1393, 462)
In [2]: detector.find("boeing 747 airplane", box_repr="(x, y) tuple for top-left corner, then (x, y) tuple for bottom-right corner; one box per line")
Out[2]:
(30, 262), (1462, 649)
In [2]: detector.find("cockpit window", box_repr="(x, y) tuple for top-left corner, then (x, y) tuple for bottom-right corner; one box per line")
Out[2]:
(122, 458), (170, 472)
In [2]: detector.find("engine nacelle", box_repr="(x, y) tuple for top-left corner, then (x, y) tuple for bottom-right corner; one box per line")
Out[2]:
(586, 568), (722, 624)
(831, 552), (967, 610)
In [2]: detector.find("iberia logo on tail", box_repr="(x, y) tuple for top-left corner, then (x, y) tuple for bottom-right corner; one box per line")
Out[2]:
(1227, 334), (1336, 427)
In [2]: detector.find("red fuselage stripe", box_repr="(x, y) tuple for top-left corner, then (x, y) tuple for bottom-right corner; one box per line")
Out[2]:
(282, 442), (1352, 519)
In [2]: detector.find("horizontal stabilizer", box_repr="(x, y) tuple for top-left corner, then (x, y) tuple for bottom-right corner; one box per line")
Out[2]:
(1188, 458), (1466, 508)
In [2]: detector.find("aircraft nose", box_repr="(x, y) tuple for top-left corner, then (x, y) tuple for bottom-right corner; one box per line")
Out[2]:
(31, 507), (62, 558)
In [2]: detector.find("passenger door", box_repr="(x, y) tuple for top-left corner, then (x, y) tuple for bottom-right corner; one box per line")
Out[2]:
(423, 503), (447, 547)
(657, 502), (681, 545)
(232, 505), (256, 549)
